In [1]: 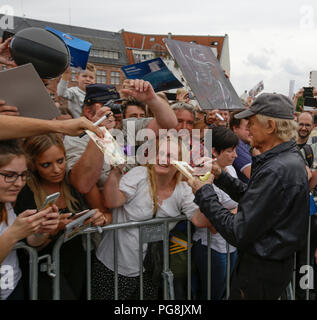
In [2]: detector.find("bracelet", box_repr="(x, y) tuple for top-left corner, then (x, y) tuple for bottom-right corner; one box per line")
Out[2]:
(115, 165), (129, 175)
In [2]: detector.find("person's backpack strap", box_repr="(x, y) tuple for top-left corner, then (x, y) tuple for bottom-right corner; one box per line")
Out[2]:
(312, 136), (317, 144)
(302, 144), (314, 168)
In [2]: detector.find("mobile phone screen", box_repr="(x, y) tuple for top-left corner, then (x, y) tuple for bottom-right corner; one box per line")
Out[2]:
(40, 192), (60, 210)
(70, 209), (90, 219)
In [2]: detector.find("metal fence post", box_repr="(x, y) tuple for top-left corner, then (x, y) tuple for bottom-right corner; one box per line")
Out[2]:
(306, 215), (312, 300)
(187, 220), (192, 300)
(139, 226), (144, 300)
(13, 242), (39, 300)
(86, 233), (92, 300)
(207, 229), (211, 300)
(226, 242), (230, 299)
(51, 235), (64, 300)
(114, 228), (119, 300)
(293, 252), (296, 299)
(163, 221), (173, 299)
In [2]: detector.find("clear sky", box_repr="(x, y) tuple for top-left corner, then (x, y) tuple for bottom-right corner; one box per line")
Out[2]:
(1, 0), (317, 97)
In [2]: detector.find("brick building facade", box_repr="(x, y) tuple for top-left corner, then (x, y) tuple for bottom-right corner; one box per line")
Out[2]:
(2, 16), (230, 105)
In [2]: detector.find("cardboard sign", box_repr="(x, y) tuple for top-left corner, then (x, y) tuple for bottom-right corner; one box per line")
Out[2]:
(164, 39), (243, 111)
(121, 57), (183, 92)
(45, 26), (91, 70)
(0, 63), (60, 119)
(249, 80), (264, 98)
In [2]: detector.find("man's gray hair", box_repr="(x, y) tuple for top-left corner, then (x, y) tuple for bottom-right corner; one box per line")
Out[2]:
(170, 102), (195, 117)
(256, 114), (298, 142)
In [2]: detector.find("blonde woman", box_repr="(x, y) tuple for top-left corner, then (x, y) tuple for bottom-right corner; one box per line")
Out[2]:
(91, 136), (213, 300)
(14, 133), (105, 300)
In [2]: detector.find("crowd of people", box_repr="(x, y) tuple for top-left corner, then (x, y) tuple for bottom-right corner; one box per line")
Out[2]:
(0, 33), (316, 301)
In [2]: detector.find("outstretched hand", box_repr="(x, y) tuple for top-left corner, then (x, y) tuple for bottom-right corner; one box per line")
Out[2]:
(120, 79), (156, 104)
(57, 117), (104, 138)
(187, 174), (214, 195)
(0, 37), (17, 67)
(0, 99), (19, 116)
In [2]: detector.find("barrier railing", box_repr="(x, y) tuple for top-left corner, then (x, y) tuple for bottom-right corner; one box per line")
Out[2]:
(48, 215), (235, 300)
(12, 242), (39, 300)
(12, 214), (313, 300)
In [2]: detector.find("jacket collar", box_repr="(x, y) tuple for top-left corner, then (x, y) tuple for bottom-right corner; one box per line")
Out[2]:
(252, 140), (297, 169)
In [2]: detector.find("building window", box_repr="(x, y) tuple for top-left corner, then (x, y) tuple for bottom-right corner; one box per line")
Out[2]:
(111, 71), (120, 85)
(96, 70), (107, 84)
(90, 48), (119, 60)
(149, 37), (155, 42)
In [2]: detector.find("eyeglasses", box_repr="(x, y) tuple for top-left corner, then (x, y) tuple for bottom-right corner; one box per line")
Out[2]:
(0, 171), (30, 183)
(298, 123), (312, 128)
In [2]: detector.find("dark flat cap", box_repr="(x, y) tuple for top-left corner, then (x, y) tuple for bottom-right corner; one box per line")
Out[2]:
(84, 84), (120, 105)
(234, 93), (294, 120)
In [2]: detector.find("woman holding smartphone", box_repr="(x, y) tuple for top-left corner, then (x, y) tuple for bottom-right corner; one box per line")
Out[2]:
(0, 139), (59, 300)
(14, 133), (105, 300)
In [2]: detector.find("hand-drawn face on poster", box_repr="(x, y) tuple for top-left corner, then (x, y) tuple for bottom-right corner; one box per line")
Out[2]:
(164, 39), (243, 111)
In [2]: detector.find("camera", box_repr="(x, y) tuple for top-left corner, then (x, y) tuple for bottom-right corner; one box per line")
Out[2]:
(104, 99), (122, 114)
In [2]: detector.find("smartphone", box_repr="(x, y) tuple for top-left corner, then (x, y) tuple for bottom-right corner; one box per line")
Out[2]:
(64, 209), (96, 240)
(69, 209), (90, 219)
(40, 192), (60, 210)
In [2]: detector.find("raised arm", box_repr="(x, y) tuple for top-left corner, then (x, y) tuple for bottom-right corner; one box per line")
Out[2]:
(68, 139), (104, 194)
(67, 108), (114, 193)
(120, 79), (177, 133)
(57, 67), (75, 101)
(0, 115), (104, 140)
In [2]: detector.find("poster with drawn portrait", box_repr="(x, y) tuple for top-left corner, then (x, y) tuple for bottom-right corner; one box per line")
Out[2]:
(164, 39), (243, 111)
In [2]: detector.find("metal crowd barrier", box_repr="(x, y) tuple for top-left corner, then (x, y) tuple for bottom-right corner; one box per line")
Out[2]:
(12, 242), (39, 300)
(13, 214), (314, 300)
(48, 215), (235, 300)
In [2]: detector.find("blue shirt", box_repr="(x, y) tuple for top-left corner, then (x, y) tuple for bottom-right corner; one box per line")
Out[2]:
(233, 139), (252, 183)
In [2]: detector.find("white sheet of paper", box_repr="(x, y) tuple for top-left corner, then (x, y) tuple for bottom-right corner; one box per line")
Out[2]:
(0, 63), (60, 119)
(86, 126), (125, 166)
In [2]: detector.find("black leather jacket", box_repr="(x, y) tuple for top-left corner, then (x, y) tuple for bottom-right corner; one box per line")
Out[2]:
(194, 140), (309, 260)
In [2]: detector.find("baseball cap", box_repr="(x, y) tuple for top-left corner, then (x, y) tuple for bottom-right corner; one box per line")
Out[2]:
(84, 84), (120, 105)
(234, 93), (294, 120)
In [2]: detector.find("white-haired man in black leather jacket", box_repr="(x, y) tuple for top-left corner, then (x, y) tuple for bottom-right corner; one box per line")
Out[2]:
(188, 93), (309, 299)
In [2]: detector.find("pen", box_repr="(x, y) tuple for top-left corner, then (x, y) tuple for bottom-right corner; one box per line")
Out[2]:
(79, 112), (112, 138)
(215, 113), (224, 121)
